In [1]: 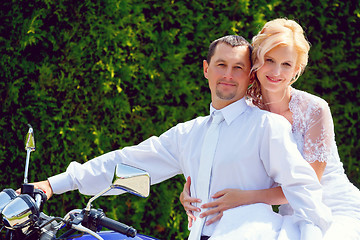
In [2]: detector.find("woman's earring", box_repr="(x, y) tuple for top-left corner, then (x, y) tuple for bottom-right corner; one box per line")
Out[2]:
(288, 77), (296, 85)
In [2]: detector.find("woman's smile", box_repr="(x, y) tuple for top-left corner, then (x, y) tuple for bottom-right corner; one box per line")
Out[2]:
(266, 75), (282, 83)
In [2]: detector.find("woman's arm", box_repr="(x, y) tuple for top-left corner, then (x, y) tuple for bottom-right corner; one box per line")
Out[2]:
(309, 161), (326, 181)
(302, 99), (333, 181)
(180, 183), (289, 226)
(181, 163), (325, 226)
(200, 187), (288, 225)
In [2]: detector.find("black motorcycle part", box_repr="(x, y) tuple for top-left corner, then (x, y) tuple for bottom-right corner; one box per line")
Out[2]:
(33, 189), (47, 212)
(99, 215), (137, 238)
(83, 209), (137, 238)
(21, 184), (35, 198)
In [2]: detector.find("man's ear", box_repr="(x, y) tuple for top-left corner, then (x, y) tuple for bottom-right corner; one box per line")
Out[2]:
(203, 60), (209, 79)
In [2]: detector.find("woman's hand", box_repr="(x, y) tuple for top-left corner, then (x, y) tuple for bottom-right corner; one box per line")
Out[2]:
(180, 176), (201, 228)
(200, 189), (255, 225)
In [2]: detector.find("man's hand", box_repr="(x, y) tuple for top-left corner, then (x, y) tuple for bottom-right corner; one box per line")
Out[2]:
(200, 188), (255, 226)
(16, 180), (54, 200)
(180, 176), (201, 228)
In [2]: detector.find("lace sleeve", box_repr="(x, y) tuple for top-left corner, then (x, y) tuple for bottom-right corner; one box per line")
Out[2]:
(302, 100), (335, 163)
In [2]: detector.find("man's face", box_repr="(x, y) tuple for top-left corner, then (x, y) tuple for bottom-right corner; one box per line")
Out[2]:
(204, 43), (251, 109)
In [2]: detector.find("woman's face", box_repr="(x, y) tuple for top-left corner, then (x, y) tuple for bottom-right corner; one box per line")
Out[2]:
(256, 45), (298, 95)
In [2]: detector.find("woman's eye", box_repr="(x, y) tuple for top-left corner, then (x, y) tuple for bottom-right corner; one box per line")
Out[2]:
(265, 58), (273, 63)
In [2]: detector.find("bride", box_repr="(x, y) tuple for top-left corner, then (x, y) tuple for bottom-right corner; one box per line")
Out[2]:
(180, 18), (360, 239)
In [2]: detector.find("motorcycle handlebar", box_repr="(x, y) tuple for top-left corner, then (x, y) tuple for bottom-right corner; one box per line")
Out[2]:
(99, 216), (137, 238)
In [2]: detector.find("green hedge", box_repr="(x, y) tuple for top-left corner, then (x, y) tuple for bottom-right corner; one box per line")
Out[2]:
(1, 0), (359, 239)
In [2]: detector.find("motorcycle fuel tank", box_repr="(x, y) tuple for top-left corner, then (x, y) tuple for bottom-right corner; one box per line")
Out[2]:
(69, 230), (158, 240)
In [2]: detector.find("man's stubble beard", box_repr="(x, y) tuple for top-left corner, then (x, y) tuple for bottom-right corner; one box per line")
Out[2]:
(216, 89), (236, 101)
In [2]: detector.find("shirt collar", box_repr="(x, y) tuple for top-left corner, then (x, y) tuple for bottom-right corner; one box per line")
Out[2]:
(209, 97), (248, 125)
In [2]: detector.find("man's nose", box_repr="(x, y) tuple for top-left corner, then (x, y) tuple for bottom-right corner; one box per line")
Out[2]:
(223, 67), (233, 79)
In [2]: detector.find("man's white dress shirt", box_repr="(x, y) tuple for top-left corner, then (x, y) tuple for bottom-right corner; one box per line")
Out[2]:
(49, 98), (332, 238)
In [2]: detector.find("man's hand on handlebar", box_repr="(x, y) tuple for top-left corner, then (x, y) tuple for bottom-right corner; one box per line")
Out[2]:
(16, 180), (54, 200)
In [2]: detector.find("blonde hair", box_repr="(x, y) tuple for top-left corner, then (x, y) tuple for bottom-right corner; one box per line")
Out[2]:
(247, 18), (310, 109)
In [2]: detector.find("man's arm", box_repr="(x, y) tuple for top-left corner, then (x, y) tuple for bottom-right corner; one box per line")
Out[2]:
(46, 125), (185, 196)
(261, 114), (332, 238)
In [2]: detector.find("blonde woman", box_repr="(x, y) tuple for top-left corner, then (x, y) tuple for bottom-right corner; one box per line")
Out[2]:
(181, 18), (360, 239)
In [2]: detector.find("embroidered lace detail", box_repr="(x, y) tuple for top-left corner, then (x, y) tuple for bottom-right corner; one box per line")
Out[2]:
(289, 88), (335, 163)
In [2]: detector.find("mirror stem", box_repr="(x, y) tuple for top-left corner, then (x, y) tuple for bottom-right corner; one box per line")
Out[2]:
(24, 148), (31, 184)
(85, 186), (113, 212)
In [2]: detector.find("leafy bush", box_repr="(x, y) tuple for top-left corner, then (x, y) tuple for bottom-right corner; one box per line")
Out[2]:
(1, 0), (359, 239)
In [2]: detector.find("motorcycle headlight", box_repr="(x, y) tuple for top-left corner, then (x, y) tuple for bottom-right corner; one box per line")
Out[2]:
(0, 189), (17, 213)
(1, 194), (39, 232)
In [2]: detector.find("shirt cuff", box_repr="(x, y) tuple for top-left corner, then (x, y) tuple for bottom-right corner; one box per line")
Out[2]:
(48, 172), (74, 195)
(299, 222), (323, 240)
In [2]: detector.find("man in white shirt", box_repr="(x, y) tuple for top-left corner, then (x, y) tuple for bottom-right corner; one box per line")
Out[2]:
(32, 35), (332, 239)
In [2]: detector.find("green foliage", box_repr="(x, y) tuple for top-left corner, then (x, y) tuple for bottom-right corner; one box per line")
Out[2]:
(0, 0), (359, 239)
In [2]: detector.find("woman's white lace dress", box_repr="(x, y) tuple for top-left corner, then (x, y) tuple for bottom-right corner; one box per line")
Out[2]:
(279, 88), (360, 239)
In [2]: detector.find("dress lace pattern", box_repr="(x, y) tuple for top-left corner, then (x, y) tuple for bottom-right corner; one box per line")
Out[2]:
(289, 88), (335, 163)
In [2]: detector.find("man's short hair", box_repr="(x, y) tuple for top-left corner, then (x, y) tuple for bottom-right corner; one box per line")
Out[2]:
(207, 35), (252, 66)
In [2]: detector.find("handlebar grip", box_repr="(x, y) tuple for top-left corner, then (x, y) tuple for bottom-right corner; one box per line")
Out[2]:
(99, 216), (137, 237)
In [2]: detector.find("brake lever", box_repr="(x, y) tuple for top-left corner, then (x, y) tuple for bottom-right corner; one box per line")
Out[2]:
(71, 223), (103, 240)
(64, 209), (104, 240)
(34, 189), (47, 212)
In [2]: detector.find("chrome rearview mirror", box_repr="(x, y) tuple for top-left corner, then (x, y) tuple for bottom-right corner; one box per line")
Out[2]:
(112, 164), (150, 198)
(85, 164), (150, 211)
(25, 124), (35, 152)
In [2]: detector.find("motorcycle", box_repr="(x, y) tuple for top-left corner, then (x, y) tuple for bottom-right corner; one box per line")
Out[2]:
(0, 125), (158, 240)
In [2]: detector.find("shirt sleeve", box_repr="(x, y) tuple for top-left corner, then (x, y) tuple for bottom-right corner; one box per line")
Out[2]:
(259, 114), (332, 237)
(48, 125), (184, 196)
